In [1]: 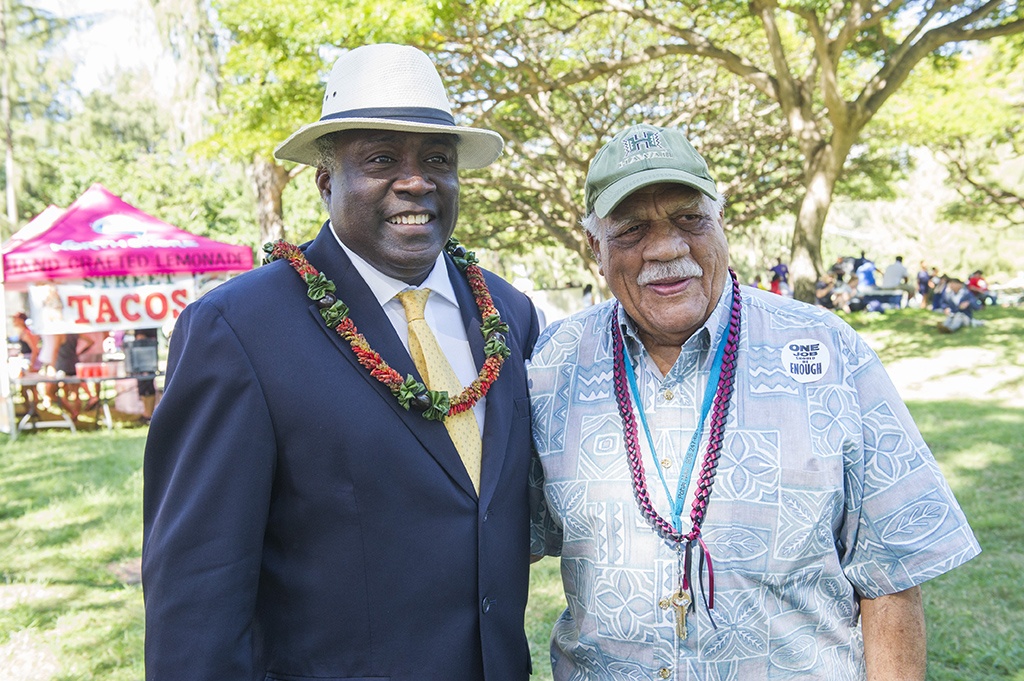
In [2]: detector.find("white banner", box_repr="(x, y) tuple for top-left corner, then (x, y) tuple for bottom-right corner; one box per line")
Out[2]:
(28, 275), (196, 334)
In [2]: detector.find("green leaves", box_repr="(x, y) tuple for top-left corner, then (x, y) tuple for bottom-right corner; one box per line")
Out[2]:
(480, 314), (509, 337)
(304, 272), (337, 300)
(484, 334), (511, 360)
(422, 390), (451, 422)
(395, 375), (427, 410)
(319, 300), (350, 328)
(394, 380), (452, 424)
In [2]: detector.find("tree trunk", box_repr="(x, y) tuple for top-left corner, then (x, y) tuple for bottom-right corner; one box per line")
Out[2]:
(247, 155), (290, 245)
(789, 146), (843, 302)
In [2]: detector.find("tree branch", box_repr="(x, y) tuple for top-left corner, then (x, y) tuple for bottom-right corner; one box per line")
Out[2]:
(861, 9), (1024, 121)
(604, 0), (780, 100)
(791, 4), (848, 129)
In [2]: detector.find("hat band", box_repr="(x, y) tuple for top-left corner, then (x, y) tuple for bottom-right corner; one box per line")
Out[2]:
(320, 106), (456, 127)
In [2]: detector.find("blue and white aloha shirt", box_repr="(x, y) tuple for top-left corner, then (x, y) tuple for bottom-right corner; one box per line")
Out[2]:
(528, 285), (980, 681)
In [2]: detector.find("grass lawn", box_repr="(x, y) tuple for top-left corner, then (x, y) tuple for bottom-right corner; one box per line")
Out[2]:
(0, 305), (1021, 679)
(0, 428), (146, 680)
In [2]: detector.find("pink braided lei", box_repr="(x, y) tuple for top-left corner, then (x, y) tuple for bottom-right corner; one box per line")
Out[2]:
(610, 268), (743, 625)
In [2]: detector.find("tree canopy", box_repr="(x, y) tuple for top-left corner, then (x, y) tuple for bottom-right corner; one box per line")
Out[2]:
(202, 0), (1023, 294)
(4, 0), (1023, 292)
(1, 0), (74, 232)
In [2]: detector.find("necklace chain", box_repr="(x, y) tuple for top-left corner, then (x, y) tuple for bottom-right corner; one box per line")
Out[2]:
(263, 238), (509, 422)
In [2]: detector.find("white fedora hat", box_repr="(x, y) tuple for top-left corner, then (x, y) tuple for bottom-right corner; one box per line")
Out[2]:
(274, 44), (504, 169)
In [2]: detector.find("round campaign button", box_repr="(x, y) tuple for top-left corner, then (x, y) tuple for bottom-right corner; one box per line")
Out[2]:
(781, 338), (831, 383)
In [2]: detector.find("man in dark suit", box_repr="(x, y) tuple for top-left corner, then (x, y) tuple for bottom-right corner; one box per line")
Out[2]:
(142, 44), (540, 680)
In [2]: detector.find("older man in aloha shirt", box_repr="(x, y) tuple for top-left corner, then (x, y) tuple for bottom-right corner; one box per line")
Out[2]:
(529, 283), (981, 680)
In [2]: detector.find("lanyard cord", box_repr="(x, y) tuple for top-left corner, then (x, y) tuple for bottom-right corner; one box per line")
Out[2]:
(622, 322), (727, 532)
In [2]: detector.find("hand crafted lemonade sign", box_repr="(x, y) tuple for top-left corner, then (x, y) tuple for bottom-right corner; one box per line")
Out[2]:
(29, 275), (195, 334)
(4, 186), (254, 316)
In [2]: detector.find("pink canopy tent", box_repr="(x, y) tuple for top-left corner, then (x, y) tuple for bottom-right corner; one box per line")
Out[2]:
(3, 204), (66, 254)
(2, 184), (253, 284)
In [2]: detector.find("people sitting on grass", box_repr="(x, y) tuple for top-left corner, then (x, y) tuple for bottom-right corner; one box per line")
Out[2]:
(916, 261), (931, 309)
(815, 273), (837, 309)
(815, 272), (857, 313)
(881, 255), (916, 301)
(967, 269), (998, 306)
(930, 273), (948, 312)
(838, 274), (866, 311)
(938, 278), (982, 333)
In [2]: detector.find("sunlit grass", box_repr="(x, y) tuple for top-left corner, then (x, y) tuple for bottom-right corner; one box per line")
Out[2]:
(0, 429), (145, 679)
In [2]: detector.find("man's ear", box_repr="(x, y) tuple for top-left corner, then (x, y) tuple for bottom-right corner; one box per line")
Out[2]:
(315, 166), (331, 200)
(586, 231), (604, 277)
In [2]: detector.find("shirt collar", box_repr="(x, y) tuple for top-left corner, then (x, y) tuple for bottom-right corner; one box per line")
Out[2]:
(330, 223), (460, 308)
(618, 275), (732, 374)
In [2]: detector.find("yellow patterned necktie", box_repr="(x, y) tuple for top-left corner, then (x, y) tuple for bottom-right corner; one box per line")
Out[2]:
(397, 288), (482, 494)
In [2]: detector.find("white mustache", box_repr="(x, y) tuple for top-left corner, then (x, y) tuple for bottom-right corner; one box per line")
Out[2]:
(637, 259), (704, 286)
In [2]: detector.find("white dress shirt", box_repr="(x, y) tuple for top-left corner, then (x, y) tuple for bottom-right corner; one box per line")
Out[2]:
(333, 231), (485, 435)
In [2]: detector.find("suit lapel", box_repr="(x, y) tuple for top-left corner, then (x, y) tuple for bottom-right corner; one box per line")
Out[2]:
(449, 259), (514, 509)
(303, 227), (478, 501)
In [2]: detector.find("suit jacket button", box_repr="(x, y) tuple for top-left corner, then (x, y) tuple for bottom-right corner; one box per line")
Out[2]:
(481, 597), (494, 614)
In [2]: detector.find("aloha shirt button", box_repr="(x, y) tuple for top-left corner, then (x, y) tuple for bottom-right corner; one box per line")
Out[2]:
(657, 668), (671, 679)
(660, 458), (672, 469)
(663, 389), (674, 401)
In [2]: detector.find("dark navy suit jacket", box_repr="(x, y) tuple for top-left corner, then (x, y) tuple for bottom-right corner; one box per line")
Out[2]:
(142, 225), (540, 680)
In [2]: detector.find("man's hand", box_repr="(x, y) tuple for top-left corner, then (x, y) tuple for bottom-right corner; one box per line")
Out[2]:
(861, 585), (926, 681)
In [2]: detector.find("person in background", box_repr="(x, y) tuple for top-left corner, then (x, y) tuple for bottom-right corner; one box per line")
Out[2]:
(582, 283), (595, 307)
(938, 278), (982, 333)
(829, 256), (848, 279)
(38, 334), (58, 372)
(855, 257), (877, 288)
(143, 43), (540, 681)
(77, 330), (106, 411)
(930, 272), (948, 311)
(133, 328), (159, 425)
(967, 269), (997, 306)
(881, 255), (915, 301)
(12, 312), (40, 372)
(853, 249), (868, 273)
(814, 272), (837, 309)
(916, 261), (931, 309)
(52, 332), (83, 420)
(832, 273), (855, 313)
(11, 312), (41, 407)
(529, 123), (979, 680)
(769, 257), (789, 286)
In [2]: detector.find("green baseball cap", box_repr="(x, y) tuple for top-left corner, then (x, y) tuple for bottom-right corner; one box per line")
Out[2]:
(584, 124), (719, 218)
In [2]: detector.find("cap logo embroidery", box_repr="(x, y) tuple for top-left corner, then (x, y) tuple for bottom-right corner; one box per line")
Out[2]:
(618, 130), (672, 167)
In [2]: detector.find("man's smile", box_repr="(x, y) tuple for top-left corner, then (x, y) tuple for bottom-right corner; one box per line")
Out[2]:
(387, 211), (434, 225)
(645, 278), (695, 296)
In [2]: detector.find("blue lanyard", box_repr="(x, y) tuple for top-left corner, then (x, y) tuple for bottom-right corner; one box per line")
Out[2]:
(623, 320), (727, 532)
